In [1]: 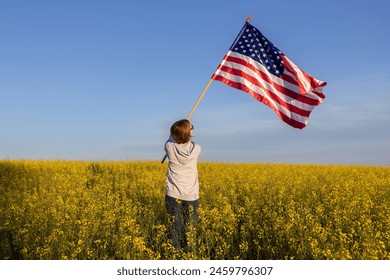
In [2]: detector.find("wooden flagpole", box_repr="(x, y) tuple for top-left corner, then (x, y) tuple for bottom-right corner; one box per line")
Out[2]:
(161, 78), (213, 163)
(161, 15), (252, 163)
(185, 78), (213, 120)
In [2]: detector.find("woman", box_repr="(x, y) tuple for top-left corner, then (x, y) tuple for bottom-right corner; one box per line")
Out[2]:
(164, 119), (201, 250)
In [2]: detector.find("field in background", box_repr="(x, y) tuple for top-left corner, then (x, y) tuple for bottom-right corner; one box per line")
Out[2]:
(0, 160), (389, 260)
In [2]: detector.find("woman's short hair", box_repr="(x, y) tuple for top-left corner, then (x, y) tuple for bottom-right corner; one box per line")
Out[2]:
(171, 119), (192, 144)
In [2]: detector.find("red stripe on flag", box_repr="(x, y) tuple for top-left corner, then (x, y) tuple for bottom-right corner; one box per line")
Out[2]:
(222, 55), (322, 106)
(216, 64), (312, 117)
(281, 55), (327, 98)
(212, 74), (307, 129)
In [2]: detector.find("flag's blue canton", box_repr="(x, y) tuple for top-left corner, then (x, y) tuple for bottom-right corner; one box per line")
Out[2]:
(230, 23), (284, 77)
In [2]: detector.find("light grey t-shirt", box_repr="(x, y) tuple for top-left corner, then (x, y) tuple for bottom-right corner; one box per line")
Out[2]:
(164, 137), (201, 201)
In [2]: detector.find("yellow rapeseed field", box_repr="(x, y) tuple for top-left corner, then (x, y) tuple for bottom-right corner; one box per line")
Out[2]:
(0, 160), (389, 260)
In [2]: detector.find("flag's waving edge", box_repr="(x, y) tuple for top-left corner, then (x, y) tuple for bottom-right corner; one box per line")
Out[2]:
(212, 21), (327, 129)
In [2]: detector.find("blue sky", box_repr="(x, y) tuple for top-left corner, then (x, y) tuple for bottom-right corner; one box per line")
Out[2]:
(1, 0), (389, 166)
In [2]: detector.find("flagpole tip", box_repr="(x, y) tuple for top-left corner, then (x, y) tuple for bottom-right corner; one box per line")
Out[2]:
(246, 15), (252, 23)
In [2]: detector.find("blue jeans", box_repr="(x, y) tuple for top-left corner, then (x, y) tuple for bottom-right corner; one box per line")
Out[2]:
(165, 195), (199, 250)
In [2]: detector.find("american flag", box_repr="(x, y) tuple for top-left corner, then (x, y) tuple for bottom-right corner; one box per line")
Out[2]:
(212, 22), (327, 129)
